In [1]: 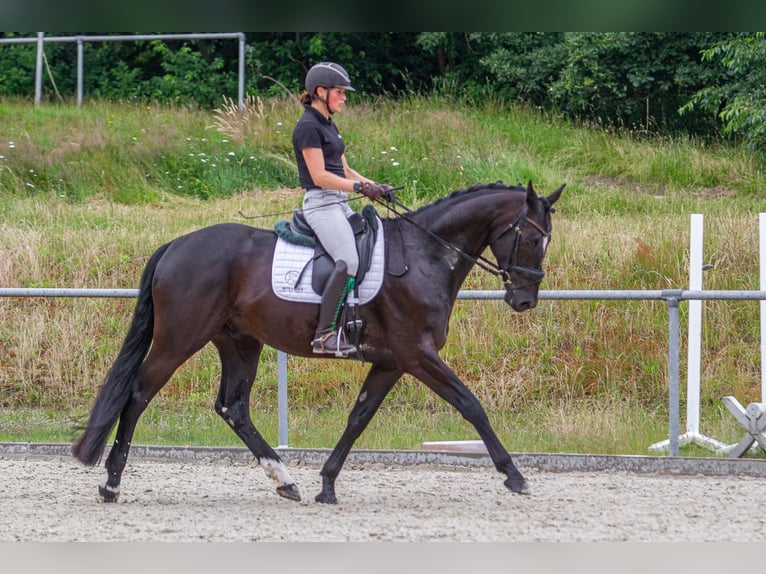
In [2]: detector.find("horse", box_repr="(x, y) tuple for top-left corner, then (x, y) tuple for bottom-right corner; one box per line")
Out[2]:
(72, 180), (564, 504)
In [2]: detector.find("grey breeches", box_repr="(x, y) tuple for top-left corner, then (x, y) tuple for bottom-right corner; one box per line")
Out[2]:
(302, 189), (359, 277)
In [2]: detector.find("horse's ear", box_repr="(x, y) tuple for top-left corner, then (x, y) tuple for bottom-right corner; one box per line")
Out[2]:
(525, 181), (537, 208)
(545, 184), (565, 207)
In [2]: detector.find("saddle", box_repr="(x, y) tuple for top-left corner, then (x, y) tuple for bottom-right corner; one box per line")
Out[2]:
(274, 204), (379, 295)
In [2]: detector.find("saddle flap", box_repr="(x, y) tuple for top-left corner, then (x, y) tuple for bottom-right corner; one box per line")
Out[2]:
(347, 212), (366, 235)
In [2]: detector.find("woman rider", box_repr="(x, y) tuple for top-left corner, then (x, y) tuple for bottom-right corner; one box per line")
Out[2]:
(292, 61), (394, 356)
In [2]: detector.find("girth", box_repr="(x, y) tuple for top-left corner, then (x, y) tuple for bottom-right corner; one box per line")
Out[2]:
(274, 204), (379, 295)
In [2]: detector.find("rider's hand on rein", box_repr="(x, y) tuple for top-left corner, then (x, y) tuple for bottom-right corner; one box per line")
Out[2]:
(358, 181), (387, 201)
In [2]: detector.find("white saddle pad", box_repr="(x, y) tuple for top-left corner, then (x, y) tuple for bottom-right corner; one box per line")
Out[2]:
(271, 219), (385, 304)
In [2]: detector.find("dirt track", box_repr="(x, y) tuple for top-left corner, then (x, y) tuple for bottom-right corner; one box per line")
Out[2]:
(1, 454), (765, 542)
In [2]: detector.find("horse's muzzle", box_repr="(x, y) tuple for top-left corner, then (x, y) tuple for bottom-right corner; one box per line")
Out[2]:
(502, 266), (544, 311)
(505, 287), (538, 312)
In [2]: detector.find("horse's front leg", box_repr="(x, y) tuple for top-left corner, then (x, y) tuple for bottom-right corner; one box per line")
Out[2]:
(408, 351), (529, 495)
(316, 366), (402, 504)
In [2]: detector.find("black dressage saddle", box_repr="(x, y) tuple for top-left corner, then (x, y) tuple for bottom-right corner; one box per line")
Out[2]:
(274, 204), (379, 295)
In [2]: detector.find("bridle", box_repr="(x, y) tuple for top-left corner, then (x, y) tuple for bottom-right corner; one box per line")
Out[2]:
(378, 193), (552, 291)
(486, 201), (551, 290)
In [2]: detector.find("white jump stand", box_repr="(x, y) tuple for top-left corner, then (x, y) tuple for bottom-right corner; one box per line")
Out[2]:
(649, 215), (729, 454)
(721, 215), (766, 457)
(648, 430), (729, 454)
(718, 397), (766, 458)
(729, 215), (766, 457)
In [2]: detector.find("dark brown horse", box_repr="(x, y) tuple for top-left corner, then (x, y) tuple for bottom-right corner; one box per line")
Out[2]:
(72, 181), (564, 504)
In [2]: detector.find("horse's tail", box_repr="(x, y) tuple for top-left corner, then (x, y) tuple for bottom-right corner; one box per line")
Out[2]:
(72, 241), (172, 466)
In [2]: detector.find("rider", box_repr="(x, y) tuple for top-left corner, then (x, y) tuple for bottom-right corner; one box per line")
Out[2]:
(292, 61), (393, 356)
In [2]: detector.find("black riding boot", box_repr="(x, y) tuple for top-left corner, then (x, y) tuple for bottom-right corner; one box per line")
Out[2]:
(312, 260), (357, 357)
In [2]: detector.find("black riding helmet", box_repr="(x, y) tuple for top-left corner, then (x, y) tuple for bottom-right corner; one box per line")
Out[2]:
(305, 62), (355, 113)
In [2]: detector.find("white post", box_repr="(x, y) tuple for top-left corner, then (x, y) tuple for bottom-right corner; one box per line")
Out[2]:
(686, 214), (704, 435)
(650, 213), (727, 453)
(760, 213), (765, 403)
(715, 213), (766, 457)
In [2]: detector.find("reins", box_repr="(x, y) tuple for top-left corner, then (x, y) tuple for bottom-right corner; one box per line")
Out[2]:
(238, 184), (549, 289)
(378, 197), (502, 277)
(375, 191), (549, 289)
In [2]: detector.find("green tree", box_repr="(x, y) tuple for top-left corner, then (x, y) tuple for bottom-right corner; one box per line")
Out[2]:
(0, 31), (743, 140)
(247, 32), (433, 97)
(466, 32), (725, 134)
(681, 32), (766, 149)
(477, 32), (566, 104)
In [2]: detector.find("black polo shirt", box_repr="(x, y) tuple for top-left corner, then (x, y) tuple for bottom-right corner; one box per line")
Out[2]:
(292, 105), (346, 189)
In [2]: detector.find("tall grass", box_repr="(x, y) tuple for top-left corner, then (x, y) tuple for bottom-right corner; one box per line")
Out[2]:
(0, 96), (764, 455)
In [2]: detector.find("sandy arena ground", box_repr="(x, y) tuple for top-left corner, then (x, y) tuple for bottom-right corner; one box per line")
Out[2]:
(1, 453), (765, 542)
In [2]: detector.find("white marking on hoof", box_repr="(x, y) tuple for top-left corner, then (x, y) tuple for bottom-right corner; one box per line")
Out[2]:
(259, 458), (294, 489)
(101, 481), (120, 495)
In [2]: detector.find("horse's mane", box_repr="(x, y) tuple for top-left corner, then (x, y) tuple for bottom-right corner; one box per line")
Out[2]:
(410, 180), (525, 217)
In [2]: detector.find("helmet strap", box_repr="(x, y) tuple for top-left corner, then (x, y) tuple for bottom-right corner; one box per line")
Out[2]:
(313, 86), (334, 115)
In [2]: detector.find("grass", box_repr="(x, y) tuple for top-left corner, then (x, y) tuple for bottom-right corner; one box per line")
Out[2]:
(0, 393), (749, 457)
(0, 95), (765, 458)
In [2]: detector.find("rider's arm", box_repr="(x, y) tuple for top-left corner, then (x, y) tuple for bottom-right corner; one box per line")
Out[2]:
(301, 147), (372, 192)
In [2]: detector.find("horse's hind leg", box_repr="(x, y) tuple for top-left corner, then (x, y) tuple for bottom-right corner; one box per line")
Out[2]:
(213, 334), (299, 501)
(101, 349), (192, 502)
(408, 351), (529, 495)
(316, 365), (402, 504)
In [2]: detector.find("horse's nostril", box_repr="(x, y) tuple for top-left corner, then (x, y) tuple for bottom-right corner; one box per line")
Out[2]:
(512, 299), (537, 312)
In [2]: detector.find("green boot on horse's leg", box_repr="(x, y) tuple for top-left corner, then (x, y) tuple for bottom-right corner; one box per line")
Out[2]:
(312, 260), (356, 357)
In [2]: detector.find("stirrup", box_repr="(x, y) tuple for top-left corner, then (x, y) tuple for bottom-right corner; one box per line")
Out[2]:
(312, 330), (356, 357)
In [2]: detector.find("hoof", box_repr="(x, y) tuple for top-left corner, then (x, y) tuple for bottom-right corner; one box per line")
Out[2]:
(314, 490), (338, 505)
(98, 484), (120, 503)
(504, 476), (531, 495)
(276, 483), (301, 502)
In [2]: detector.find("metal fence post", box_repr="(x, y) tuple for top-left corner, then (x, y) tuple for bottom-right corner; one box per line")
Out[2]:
(277, 350), (288, 447)
(34, 33), (44, 106)
(76, 36), (84, 107)
(663, 289), (683, 457)
(237, 33), (246, 109)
